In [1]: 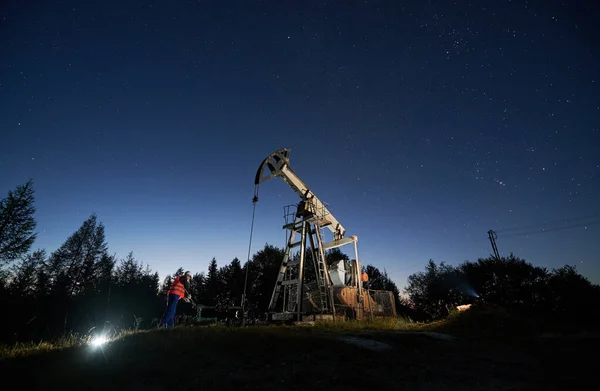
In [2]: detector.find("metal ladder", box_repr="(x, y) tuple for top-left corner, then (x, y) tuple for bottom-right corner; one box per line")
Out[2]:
(306, 225), (329, 313)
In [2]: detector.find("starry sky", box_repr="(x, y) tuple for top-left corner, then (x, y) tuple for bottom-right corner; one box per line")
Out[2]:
(1, 0), (599, 288)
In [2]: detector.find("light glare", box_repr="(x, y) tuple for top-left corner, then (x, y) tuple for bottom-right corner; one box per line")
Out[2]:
(90, 335), (108, 347)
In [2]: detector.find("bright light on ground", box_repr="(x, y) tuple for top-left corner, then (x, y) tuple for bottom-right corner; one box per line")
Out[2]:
(90, 335), (108, 347)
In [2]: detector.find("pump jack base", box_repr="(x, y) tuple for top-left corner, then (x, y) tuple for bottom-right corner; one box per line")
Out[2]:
(267, 312), (342, 324)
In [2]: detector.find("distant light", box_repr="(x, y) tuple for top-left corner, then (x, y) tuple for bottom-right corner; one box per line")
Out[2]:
(90, 335), (108, 347)
(456, 304), (472, 312)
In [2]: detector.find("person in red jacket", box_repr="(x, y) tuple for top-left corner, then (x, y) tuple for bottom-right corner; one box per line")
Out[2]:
(159, 271), (192, 328)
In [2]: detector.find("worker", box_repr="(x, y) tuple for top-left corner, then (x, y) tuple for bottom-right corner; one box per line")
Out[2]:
(159, 271), (193, 328)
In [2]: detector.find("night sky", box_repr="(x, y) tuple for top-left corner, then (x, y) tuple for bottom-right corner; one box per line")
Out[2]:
(1, 0), (599, 288)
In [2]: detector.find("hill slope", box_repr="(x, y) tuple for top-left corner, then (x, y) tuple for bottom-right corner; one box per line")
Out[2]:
(1, 314), (597, 390)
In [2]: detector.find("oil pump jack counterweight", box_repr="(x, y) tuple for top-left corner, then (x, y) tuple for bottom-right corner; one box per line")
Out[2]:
(253, 148), (368, 323)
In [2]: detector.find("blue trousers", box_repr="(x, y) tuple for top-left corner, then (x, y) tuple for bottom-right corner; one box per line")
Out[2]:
(160, 294), (180, 328)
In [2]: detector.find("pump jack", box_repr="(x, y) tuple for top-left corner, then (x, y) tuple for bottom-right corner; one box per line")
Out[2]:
(254, 148), (372, 322)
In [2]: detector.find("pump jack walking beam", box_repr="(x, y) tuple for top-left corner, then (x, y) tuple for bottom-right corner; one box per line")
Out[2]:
(254, 148), (346, 241)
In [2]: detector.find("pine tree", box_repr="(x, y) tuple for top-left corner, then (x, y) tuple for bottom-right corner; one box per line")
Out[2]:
(45, 214), (108, 296)
(190, 272), (206, 302)
(0, 180), (37, 265)
(160, 275), (173, 296)
(9, 249), (46, 297)
(35, 266), (50, 299)
(204, 258), (220, 306)
(97, 254), (115, 293)
(220, 257), (245, 307)
(115, 252), (144, 283)
(0, 268), (9, 294)
(246, 244), (285, 313)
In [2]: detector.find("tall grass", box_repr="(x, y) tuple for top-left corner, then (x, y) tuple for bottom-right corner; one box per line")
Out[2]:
(0, 334), (81, 359)
(312, 316), (417, 333)
(0, 327), (141, 359)
(0, 316), (425, 358)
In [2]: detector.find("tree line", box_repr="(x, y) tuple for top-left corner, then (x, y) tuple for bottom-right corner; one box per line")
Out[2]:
(405, 255), (600, 326)
(0, 181), (402, 343)
(1, 180), (598, 343)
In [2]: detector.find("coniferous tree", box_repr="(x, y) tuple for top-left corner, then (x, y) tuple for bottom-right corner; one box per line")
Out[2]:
(189, 272), (206, 302)
(220, 257), (245, 307)
(112, 252), (163, 328)
(245, 244), (285, 313)
(36, 214), (110, 335)
(0, 268), (9, 294)
(115, 252), (144, 283)
(9, 249), (46, 297)
(96, 253), (116, 296)
(35, 265), (50, 298)
(45, 214), (108, 296)
(0, 180), (37, 266)
(204, 258), (221, 306)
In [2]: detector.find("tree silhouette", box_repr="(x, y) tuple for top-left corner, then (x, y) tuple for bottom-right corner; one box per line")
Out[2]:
(204, 258), (221, 306)
(2, 178), (598, 342)
(405, 255), (600, 323)
(0, 180), (37, 266)
(244, 244), (285, 313)
(9, 249), (45, 297)
(405, 260), (471, 319)
(189, 272), (206, 303)
(220, 258), (245, 307)
(44, 214), (108, 297)
(362, 263), (407, 317)
(325, 248), (349, 266)
(160, 275), (173, 296)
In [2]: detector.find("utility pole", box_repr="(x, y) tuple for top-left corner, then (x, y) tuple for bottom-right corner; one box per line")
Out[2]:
(487, 230), (500, 260)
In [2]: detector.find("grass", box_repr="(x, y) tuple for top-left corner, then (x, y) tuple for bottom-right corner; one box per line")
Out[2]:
(0, 334), (81, 358)
(1, 309), (598, 390)
(311, 315), (417, 332)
